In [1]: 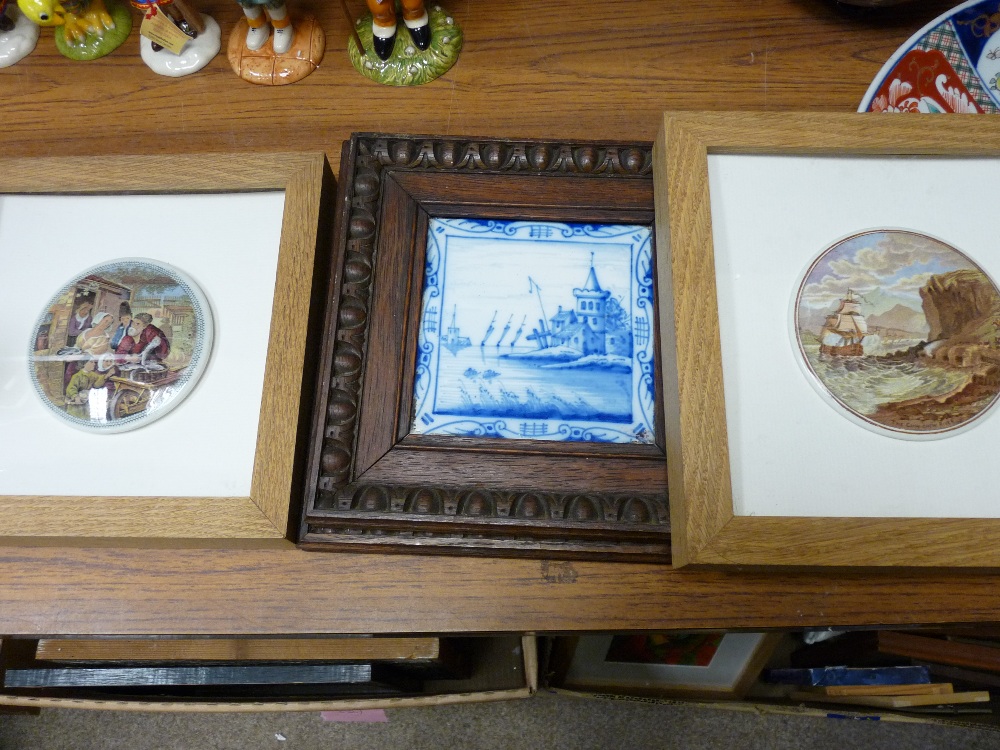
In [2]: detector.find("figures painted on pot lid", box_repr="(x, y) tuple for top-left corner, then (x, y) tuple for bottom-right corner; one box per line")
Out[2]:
(29, 258), (213, 433)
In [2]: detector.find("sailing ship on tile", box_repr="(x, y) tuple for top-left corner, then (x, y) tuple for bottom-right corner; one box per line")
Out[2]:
(819, 288), (868, 356)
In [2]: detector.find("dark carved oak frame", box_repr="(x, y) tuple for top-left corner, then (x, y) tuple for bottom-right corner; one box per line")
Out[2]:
(299, 135), (669, 561)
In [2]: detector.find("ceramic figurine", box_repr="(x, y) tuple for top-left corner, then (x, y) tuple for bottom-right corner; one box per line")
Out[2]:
(348, 1), (461, 86)
(239, 0), (290, 53)
(133, 0), (220, 77)
(0, 0), (39, 66)
(17, 0), (131, 59)
(226, 0), (324, 85)
(366, 0), (428, 60)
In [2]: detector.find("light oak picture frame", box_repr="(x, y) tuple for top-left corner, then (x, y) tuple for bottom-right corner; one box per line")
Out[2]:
(655, 112), (1000, 568)
(0, 153), (332, 545)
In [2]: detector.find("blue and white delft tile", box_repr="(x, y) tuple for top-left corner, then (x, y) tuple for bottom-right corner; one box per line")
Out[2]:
(411, 219), (656, 444)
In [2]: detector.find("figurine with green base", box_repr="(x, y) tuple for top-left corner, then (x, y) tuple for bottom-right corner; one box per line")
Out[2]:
(349, 1), (461, 86)
(18, 0), (131, 59)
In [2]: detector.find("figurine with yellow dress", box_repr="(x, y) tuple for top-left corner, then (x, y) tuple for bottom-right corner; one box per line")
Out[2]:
(17, 0), (131, 60)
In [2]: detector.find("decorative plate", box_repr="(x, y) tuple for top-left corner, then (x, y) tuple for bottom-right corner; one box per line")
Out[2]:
(859, 0), (1000, 112)
(794, 229), (1000, 438)
(28, 258), (213, 433)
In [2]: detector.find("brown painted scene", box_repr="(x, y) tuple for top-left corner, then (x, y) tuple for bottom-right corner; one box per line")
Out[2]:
(795, 230), (1000, 437)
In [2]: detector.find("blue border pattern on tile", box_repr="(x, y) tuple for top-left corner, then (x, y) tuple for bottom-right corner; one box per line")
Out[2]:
(412, 219), (655, 444)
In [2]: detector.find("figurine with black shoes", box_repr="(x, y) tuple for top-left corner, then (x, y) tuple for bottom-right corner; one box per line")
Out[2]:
(347, 0), (462, 86)
(0, 0), (13, 32)
(367, 0), (427, 60)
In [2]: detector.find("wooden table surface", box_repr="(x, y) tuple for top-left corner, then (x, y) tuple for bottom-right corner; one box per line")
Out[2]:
(3, 0), (995, 636)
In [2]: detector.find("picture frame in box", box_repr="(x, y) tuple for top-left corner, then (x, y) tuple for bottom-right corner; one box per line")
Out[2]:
(0, 153), (332, 543)
(552, 632), (782, 701)
(656, 112), (1000, 567)
(300, 135), (669, 560)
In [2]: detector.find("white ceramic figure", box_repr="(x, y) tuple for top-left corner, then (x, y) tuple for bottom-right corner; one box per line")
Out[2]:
(239, 0), (291, 54)
(0, 3), (39, 67)
(139, 12), (219, 75)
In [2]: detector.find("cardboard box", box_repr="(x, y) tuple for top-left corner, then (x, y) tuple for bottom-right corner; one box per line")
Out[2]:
(0, 636), (536, 713)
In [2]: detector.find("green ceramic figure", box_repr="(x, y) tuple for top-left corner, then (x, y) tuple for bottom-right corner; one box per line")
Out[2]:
(18, 0), (131, 59)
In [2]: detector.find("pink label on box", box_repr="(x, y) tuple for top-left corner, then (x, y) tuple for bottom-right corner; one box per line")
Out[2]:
(320, 709), (389, 723)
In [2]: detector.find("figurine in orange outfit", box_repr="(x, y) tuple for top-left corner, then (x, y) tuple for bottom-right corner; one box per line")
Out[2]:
(365, 0), (428, 60)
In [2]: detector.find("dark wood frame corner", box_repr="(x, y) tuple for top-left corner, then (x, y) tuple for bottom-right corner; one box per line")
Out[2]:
(300, 134), (670, 561)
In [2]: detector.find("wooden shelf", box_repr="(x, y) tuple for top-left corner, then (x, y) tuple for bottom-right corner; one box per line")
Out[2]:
(0, 0), (956, 163)
(2, 0), (994, 636)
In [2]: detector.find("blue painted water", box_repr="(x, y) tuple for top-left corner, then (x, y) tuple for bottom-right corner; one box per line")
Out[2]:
(433, 346), (632, 422)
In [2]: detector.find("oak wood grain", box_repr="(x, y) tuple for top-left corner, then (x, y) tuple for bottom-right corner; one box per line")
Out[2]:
(35, 637), (440, 661)
(5, 547), (1000, 635)
(656, 113), (1000, 568)
(250, 153), (330, 535)
(0, 0), (960, 164)
(2, 0), (994, 634)
(0, 153), (329, 542)
(0, 498), (279, 539)
(655, 116), (733, 568)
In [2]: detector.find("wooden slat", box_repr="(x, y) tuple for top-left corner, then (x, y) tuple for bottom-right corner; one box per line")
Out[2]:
(0, 497), (279, 539)
(790, 690), (989, 709)
(878, 631), (1000, 672)
(5, 664), (373, 688)
(35, 638), (439, 662)
(800, 683), (953, 697)
(5, 549), (1000, 634)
